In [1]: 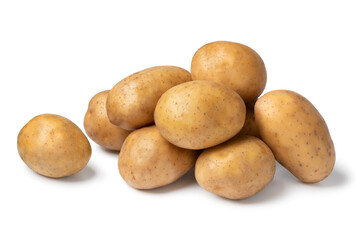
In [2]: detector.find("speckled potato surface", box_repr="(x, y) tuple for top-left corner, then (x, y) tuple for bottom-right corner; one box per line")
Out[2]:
(191, 41), (266, 103)
(118, 125), (198, 189)
(84, 90), (131, 151)
(195, 135), (275, 200)
(154, 80), (246, 150)
(17, 114), (92, 178)
(238, 99), (260, 138)
(107, 66), (192, 130)
(255, 90), (335, 183)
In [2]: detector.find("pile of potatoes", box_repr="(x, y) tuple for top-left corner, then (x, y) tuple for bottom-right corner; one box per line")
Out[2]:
(17, 41), (335, 200)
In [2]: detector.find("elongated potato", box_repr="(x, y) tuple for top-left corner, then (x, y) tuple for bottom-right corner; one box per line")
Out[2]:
(195, 135), (275, 200)
(255, 90), (335, 183)
(154, 80), (246, 150)
(84, 90), (131, 151)
(107, 66), (192, 130)
(118, 125), (198, 189)
(191, 41), (266, 103)
(17, 114), (92, 178)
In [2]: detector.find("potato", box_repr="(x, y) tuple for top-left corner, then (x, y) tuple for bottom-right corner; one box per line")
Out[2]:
(84, 90), (131, 151)
(237, 99), (260, 138)
(118, 125), (198, 189)
(191, 41), (266, 103)
(154, 80), (246, 150)
(17, 114), (92, 178)
(195, 135), (275, 200)
(255, 90), (335, 183)
(107, 66), (192, 130)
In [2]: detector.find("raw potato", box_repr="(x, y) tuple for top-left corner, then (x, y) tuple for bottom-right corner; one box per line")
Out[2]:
(255, 90), (335, 183)
(84, 90), (131, 151)
(238, 99), (260, 138)
(107, 66), (192, 130)
(191, 41), (266, 103)
(118, 125), (198, 189)
(17, 114), (92, 178)
(195, 135), (275, 200)
(154, 80), (246, 150)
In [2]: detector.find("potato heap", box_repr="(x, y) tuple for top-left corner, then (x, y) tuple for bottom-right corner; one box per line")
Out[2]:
(17, 40), (335, 200)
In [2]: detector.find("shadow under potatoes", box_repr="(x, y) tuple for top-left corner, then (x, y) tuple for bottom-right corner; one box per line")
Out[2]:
(141, 168), (197, 194)
(309, 164), (348, 188)
(233, 163), (294, 204)
(55, 165), (97, 183)
(24, 164), (97, 182)
(225, 161), (349, 204)
(99, 146), (120, 156)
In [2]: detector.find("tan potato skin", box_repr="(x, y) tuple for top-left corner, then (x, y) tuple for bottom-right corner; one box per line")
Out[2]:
(84, 90), (132, 151)
(255, 90), (335, 183)
(191, 41), (267, 103)
(118, 126), (198, 189)
(238, 99), (260, 138)
(107, 66), (192, 130)
(17, 114), (92, 178)
(154, 80), (246, 150)
(195, 135), (275, 200)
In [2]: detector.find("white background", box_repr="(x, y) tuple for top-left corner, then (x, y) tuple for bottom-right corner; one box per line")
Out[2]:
(1, 0), (359, 239)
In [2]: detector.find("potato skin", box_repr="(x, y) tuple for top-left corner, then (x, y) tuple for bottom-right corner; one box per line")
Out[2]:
(84, 90), (131, 151)
(191, 41), (266, 103)
(118, 126), (198, 189)
(17, 114), (92, 178)
(195, 135), (275, 200)
(154, 80), (246, 150)
(255, 90), (335, 183)
(238, 99), (260, 138)
(107, 66), (192, 130)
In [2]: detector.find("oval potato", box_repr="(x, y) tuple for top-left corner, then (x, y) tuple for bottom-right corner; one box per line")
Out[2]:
(107, 66), (192, 130)
(84, 90), (131, 151)
(195, 135), (275, 200)
(118, 125), (198, 189)
(255, 90), (335, 183)
(154, 80), (246, 150)
(17, 114), (92, 178)
(191, 41), (266, 103)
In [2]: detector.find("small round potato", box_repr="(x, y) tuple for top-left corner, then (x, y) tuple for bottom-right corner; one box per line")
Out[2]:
(84, 90), (132, 151)
(238, 99), (260, 138)
(17, 114), (92, 178)
(118, 125), (198, 189)
(255, 90), (336, 183)
(195, 135), (276, 200)
(154, 80), (246, 150)
(107, 66), (192, 130)
(191, 41), (267, 103)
